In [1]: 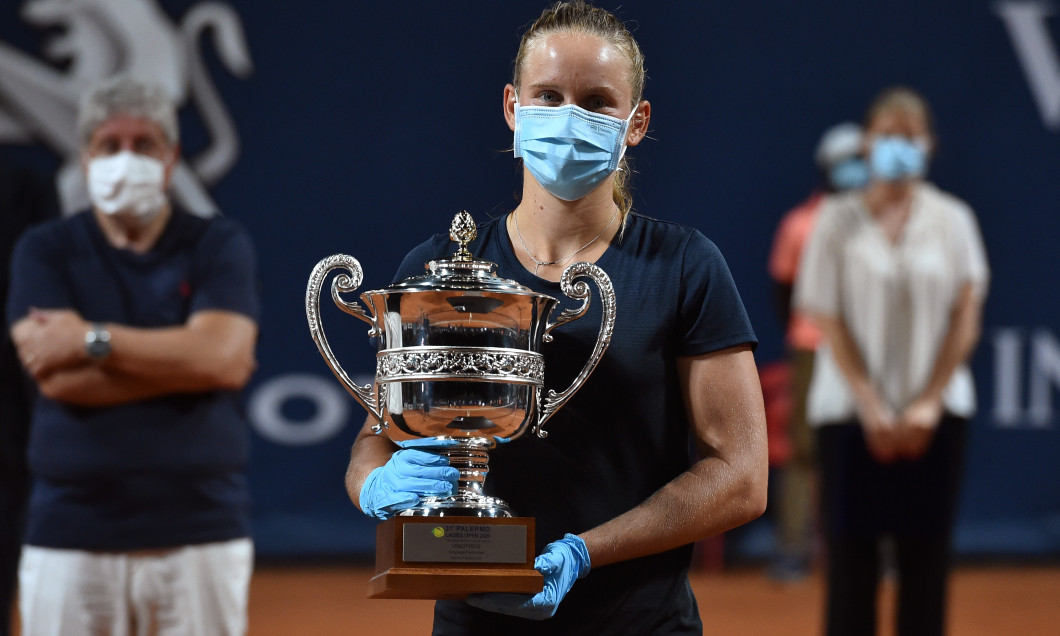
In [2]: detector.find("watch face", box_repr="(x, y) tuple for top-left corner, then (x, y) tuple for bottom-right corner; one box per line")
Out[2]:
(86, 326), (111, 359)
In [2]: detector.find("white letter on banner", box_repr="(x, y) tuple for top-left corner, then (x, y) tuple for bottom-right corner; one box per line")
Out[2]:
(992, 328), (1025, 427)
(249, 373), (350, 445)
(1028, 329), (1060, 427)
(997, 1), (1060, 130)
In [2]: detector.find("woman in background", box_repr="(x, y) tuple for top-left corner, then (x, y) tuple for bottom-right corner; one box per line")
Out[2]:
(795, 87), (989, 635)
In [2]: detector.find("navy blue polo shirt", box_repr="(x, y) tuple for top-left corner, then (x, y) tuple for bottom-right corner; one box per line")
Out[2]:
(6, 209), (261, 550)
(389, 212), (756, 636)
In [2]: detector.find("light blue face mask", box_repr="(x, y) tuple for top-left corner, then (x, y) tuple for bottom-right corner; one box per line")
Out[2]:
(829, 157), (869, 191)
(513, 101), (635, 201)
(869, 136), (928, 182)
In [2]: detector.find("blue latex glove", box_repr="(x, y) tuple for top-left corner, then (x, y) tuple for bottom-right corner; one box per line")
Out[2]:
(465, 533), (590, 620)
(395, 438), (458, 450)
(359, 449), (459, 520)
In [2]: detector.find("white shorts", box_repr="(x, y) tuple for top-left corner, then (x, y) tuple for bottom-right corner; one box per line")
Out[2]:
(18, 538), (253, 636)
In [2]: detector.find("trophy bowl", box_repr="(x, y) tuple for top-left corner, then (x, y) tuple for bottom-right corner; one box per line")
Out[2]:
(306, 211), (615, 520)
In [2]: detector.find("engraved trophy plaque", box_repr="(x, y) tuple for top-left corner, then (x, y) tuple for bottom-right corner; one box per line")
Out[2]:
(306, 211), (615, 599)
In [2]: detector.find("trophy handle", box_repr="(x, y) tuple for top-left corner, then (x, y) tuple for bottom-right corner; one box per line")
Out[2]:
(535, 262), (616, 438)
(306, 254), (384, 429)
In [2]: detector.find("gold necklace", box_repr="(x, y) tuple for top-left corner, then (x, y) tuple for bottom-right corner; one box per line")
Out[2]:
(513, 209), (618, 276)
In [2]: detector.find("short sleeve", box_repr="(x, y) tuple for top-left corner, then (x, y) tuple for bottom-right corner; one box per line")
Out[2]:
(677, 230), (758, 355)
(6, 223), (74, 327)
(793, 201), (842, 318)
(188, 220), (261, 322)
(950, 203), (990, 298)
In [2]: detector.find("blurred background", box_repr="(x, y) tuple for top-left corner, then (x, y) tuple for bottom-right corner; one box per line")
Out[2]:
(1, 0), (1057, 570)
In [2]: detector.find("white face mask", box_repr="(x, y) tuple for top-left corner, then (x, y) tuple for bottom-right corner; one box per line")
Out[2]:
(86, 151), (168, 219)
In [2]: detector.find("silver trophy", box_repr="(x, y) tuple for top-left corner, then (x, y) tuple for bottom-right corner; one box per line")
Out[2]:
(306, 211), (616, 519)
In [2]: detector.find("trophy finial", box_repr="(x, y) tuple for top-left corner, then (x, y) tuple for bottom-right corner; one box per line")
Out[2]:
(449, 211), (477, 262)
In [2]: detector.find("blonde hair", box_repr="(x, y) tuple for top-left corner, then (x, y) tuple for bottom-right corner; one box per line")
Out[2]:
(864, 86), (935, 138)
(513, 1), (647, 219)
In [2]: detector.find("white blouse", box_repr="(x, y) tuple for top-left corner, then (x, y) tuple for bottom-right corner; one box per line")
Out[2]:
(793, 183), (989, 427)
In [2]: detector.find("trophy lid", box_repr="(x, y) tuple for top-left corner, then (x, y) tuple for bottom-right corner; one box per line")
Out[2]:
(385, 211), (545, 296)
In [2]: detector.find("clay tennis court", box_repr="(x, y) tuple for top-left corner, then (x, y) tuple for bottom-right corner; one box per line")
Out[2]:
(245, 563), (1060, 635)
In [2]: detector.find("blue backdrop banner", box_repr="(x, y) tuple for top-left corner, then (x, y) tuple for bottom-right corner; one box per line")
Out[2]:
(1, 0), (1057, 559)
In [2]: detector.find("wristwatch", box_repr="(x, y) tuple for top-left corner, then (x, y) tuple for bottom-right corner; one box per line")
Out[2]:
(85, 323), (112, 360)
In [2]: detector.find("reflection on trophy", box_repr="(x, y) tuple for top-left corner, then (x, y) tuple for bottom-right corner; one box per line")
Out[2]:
(306, 211), (615, 599)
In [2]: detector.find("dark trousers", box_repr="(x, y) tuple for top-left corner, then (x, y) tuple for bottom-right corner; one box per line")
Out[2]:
(816, 416), (967, 636)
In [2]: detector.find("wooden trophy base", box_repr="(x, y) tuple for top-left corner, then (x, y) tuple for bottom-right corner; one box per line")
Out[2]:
(368, 516), (544, 600)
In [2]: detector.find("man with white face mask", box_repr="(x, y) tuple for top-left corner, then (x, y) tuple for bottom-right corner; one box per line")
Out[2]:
(6, 76), (260, 636)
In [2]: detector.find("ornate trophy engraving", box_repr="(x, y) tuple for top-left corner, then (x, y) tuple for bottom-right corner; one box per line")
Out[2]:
(306, 211), (616, 599)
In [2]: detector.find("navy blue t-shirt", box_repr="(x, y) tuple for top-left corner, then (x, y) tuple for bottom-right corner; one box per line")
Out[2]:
(5, 209), (261, 550)
(389, 213), (756, 636)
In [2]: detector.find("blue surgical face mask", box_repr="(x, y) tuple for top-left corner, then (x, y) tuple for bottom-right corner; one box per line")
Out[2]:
(869, 136), (928, 182)
(829, 157), (869, 191)
(513, 99), (635, 201)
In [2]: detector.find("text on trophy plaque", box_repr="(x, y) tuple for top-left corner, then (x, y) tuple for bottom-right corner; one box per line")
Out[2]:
(403, 523), (528, 563)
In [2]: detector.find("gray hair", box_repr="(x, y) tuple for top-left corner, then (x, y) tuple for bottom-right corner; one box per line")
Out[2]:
(77, 75), (179, 146)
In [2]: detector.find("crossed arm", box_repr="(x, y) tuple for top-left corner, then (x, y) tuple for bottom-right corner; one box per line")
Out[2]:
(10, 308), (258, 407)
(344, 343), (768, 568)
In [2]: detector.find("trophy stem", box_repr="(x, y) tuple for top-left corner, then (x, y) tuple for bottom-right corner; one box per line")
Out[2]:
(443, 447), (491, 499)
(399, 442), (514, 518)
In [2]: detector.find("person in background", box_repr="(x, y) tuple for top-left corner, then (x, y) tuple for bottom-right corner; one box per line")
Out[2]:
(345, 1), (768, 634)
(766, 122), (867, 582)
(0, 156), (58, 636)
(795, 87), (988, 635)
(6, 75), (260, 635)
